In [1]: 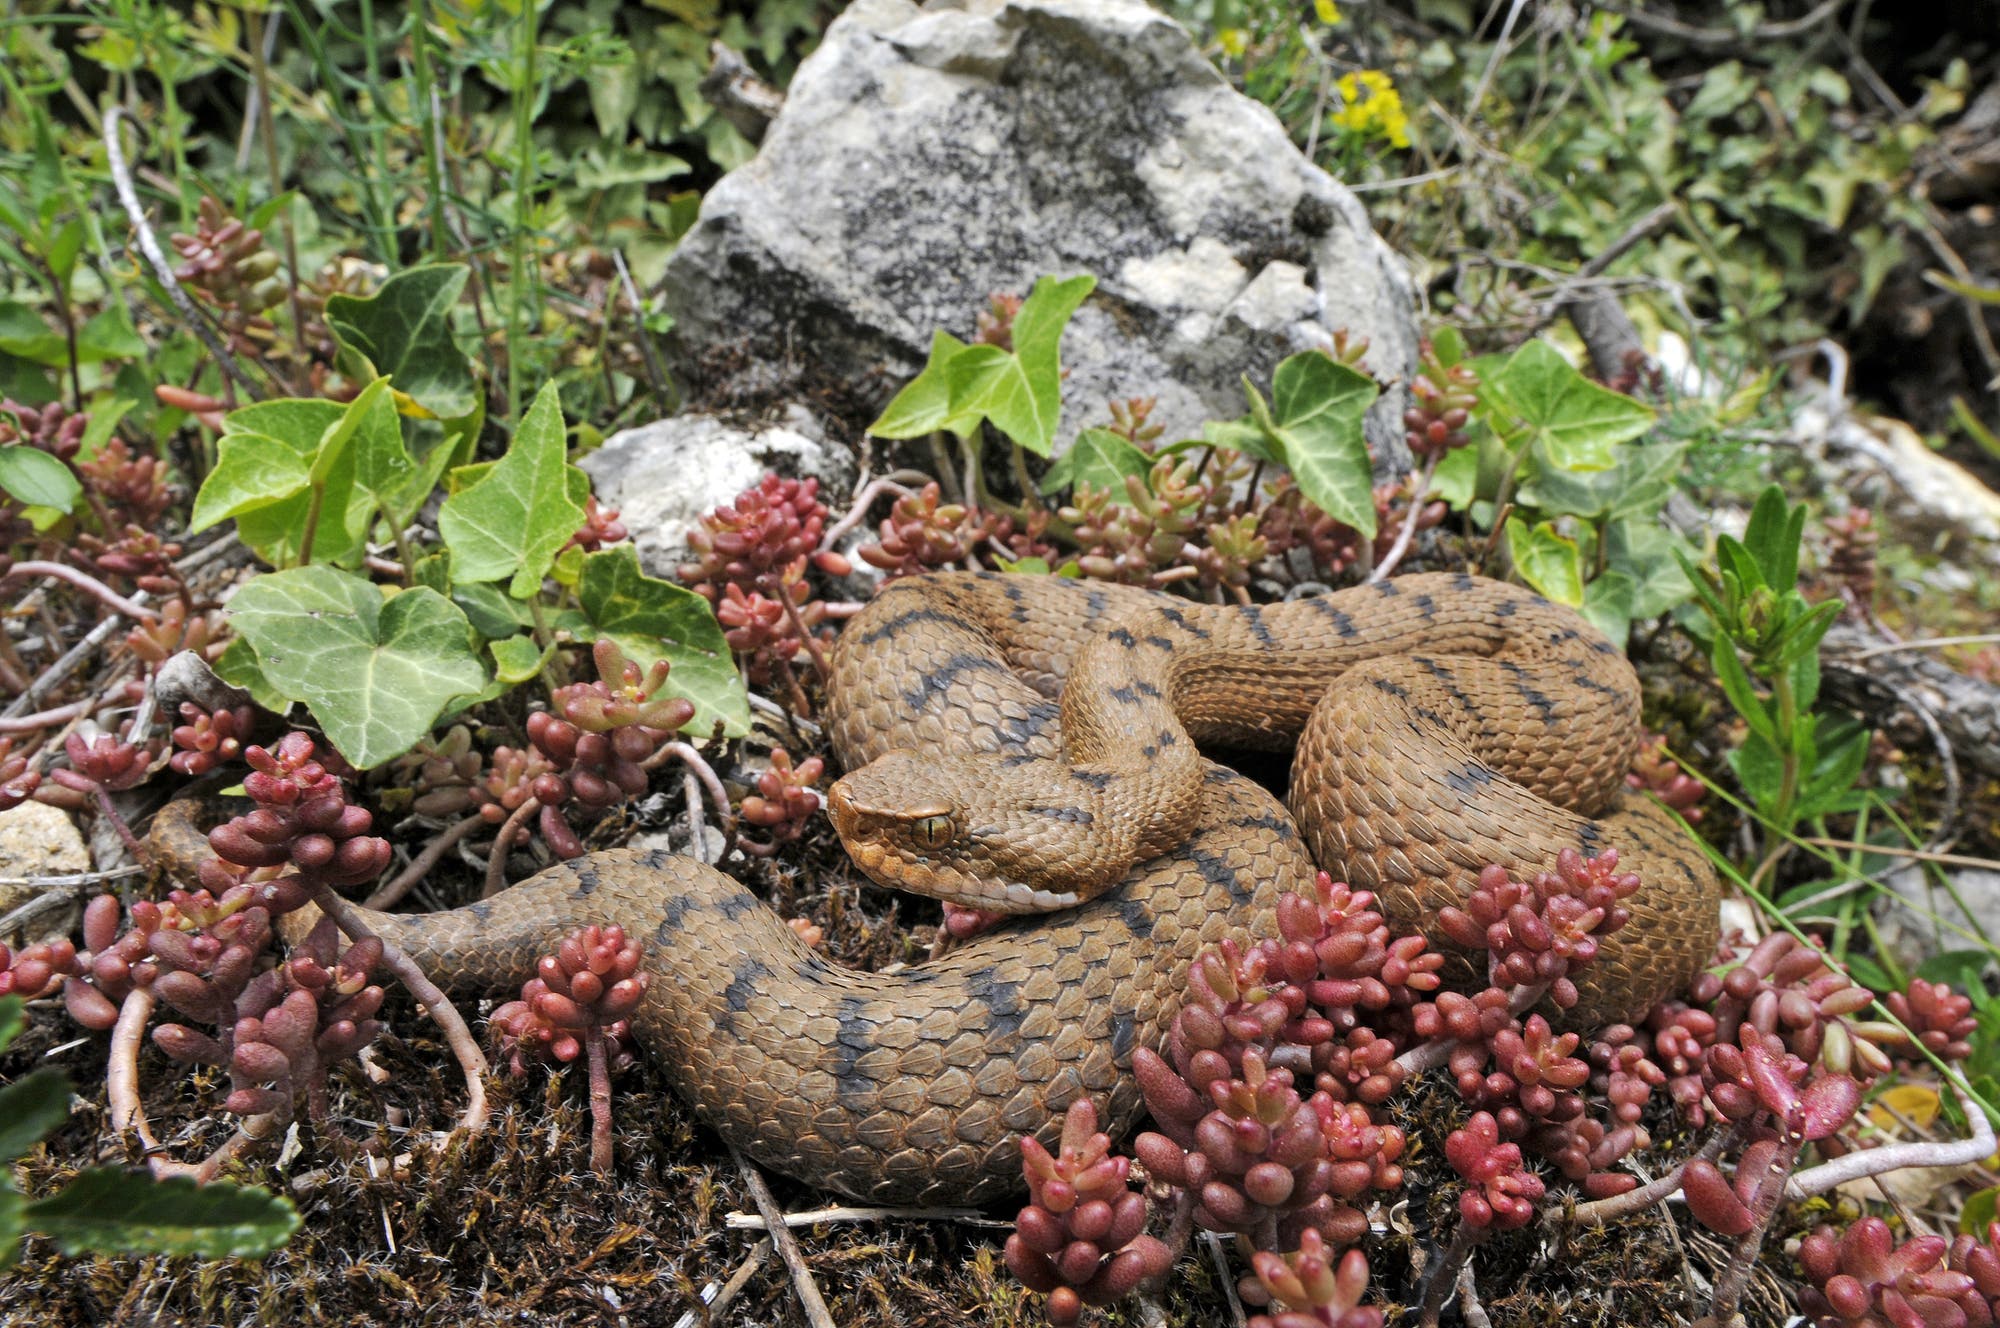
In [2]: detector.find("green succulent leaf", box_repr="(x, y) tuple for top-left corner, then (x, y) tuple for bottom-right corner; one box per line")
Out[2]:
(1261, 353), (1380, 538)
(576, 545), (749, 738)
(20, 1170), (299, 1260)
(1483, 340), (1654, 472)
(324, 264), (476, 421)
(1504, 516), (1584, 606)
(225, 567), (488, 768)
(0, 445), (81, 514)
(438, 382), (588, 599)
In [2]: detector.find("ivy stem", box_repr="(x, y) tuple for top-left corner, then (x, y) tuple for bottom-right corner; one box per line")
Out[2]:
(296, 479), (326, 567)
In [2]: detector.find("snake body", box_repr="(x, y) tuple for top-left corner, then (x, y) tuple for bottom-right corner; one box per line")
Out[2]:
(158, 571), (1718, 1205)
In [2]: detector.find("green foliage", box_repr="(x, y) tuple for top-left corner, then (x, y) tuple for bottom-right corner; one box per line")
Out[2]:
(220, 567), (492, 770)
(324, 266), (478, 423)
(870, 275), (1098, 456)
(0, 997), (299, 1268)
(438, 382), (589, 599)
(1681, 486), (1869, 852)
(1240, 352), (1381, 538)
(570, 544), (749, 738)
(0, 444), (79, 513)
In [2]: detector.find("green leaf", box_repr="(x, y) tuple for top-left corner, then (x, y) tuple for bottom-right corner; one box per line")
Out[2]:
(1429, 443), (1481, 509)
(1800, 713), (1870, 818)
(324, 265), (476, 421)
(945, 274), (1097, 457)
(1710, 639), (1775, 744)
(1604, 520), (1695, 619)
(212, 637), (291, 715)
(577, 545), (749, 738)
(188, 434), (313, 533)
(489, 634), (552, 684)
(0, 995), (21, 1053)
(221, 397), (345, 446)
(0, 301), (67, 366)
(75, 306), (146, 362)
(211, 399), (367, 568)
(1483, 340), (1654, 472)
(0, 446), (80, 513)
(869, 331), (982, 440)
(1580, 568), (1638, 642)
(1040, 428), (1153, 495)
(452, 583), (535, 640)
(21, 1170), (298, 1260)
(1728, 729), (1788, 813)
(1264, 353), (1380, 537)
(1505, 517), (1584, 606)
(225, 568), (489, 768)
(0, 1183), (20, 1272)
(0, 1068), (67, 1163)
(1741, 485), (1800, 590)
(342, 379), (418, 520)
(438, 382), (588, 599)
(1201, 414), (1279, 464)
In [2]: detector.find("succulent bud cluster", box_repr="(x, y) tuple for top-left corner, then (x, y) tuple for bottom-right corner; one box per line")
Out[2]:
(0, 738), (39, 810)
(1435, 851), (1639, 1012)
(48, 724), (154, 801)
(1444, 1111), (1544, 1231)
(170, 197), (284, 354)
(0, 397), (88, 460)
(126, 600), (226, 668)
(1247, 1231), (1382, 1328)
(491, 924), (649, 1074)
(681, 474), (850, 683)
(1403, 342), (1477, 463)
(564, 496), (629, 555)
(738, 747), (824, 857)
(204, 733), (392, 894)
(1003, 1098), (1174, 1326)
(0, 936), (80, 999)
(1799, 1219), (2000, 1328)
(76, 441), (176, 530)
(858, 481), (991, 579)
(1626, 734), (1705, 820)
(1257, 476), (1445, 582)
(1062, 456), (1245, 588)
(170, 703), (256, 777)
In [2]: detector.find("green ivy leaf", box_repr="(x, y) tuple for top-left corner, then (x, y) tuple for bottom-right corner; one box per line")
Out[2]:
(0, 446), (81, 513)
(1429, 443), (1482, 509)
(577, 545), (749, 738)
(212, 637), (290, 715)
(209, 399), (366, 568)
(21, 1170), (298, 1260)
(1201, 413), (1279, 464)
(0, 1068), (67, 1163)
(1483, 341), (1654, 472)
(438, 382), (588, 599)
(189, 434), (312, 534)
(1039, 427), (1153, 495)
(1604, 519), (1695, 619)
(946, 274), (1097, 457)
(489, 634), (553, 685)
(1580, 568), (1639, 643)
(1505, 516), (1584, 606)
(225, 567), (489, 768)
(869, 331), (982, 440)
(324, 264), (476, 421)
(1264, 353), (1380, 538)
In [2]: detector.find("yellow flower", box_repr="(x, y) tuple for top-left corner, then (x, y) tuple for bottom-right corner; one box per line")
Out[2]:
(1218, 27), (1248, 58)
(1330, 70), (1411, 150)
(1315, 0), (1343, 22)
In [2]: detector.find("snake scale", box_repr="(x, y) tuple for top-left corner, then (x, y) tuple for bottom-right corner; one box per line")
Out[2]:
(156, 570), (1719, 1205)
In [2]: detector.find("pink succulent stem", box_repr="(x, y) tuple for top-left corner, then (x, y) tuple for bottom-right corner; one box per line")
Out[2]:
(1786, 1088), (1996, 1200)
(310, 883), (490, 1133)
(585, 1022), (613, 1176)
(106, 986), (160, 1151)
(3, 561), (154, 619)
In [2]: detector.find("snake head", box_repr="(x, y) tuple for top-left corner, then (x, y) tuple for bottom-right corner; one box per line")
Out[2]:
(827, 751), (1090, 913)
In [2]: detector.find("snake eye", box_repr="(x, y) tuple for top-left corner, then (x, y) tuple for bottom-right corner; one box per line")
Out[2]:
(911, 814), (954, 850)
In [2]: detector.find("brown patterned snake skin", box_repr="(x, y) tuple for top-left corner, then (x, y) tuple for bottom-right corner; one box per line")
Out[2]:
(154, 570), (1718, 1206)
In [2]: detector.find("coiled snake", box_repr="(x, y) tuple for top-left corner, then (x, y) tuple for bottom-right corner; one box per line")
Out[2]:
(155, 571), (1718, 1205)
